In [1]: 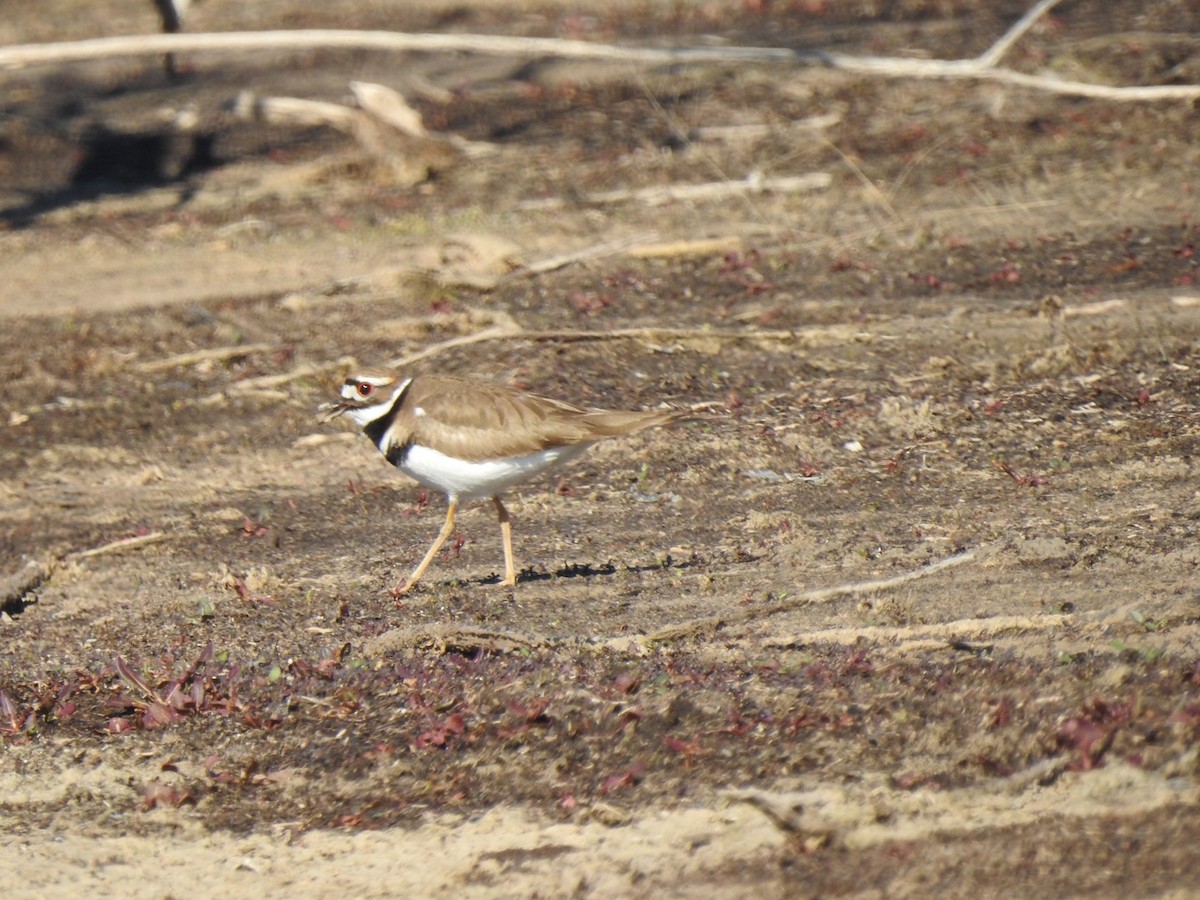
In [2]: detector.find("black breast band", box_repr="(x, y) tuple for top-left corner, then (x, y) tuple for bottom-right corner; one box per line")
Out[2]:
(385, 439), (412, 468)
(362, 380), (412, 457)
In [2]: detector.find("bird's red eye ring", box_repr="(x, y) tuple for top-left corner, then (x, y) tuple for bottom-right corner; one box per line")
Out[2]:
(356, 382), (375, 397)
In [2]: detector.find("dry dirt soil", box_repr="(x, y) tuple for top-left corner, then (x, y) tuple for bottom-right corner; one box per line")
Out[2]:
(2, 1), (1200, 897)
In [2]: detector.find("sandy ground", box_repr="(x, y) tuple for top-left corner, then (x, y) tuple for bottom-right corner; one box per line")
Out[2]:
(2, 1), (1200, 897)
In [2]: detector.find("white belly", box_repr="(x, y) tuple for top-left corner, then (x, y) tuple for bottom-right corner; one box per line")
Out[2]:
(398, 442), (592, 501)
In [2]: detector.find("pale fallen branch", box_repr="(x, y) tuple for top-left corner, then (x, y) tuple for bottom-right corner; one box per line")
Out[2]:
(693, 111), (842, 142)
(509, 232), (747, 279)
(642, 551), (977, 643)
(2, 535), (169, 610)
(362, 623), (549, 658)
(0, 29), (804, 69)
(199, 357), (360, 405)
(219, 388), (291, 402)
(141, 319), (856, 400)
(291, 432), (357, 449)
(230, 91), (363, 132)
(627, 236), (745, 259)
(1168, 295), (1200, 308)
(354, 552), (978, 658)
(759, 612), (1072, 652)
(230, 84), (492, 165)
(67, 532), (168, 561)
(385, 321), (854, 368)
(519, 171), (831, 210)
(0, 560), (55, 613)
(725, 757), (1192, 849)
(349, 80), (426, 137)
(692, 124), (775, 142)
(505, 325), (826, 344)
(227, 362), (327, 392)
(199, 378), (313, 407)
(386, 323), (522, 369)
(135, 342), (274, 373)
(3, 2), (1199, 101)
(510, 231), (659, 278)
(1062, 298), (1128, 318)
(207, 319), (816, 393)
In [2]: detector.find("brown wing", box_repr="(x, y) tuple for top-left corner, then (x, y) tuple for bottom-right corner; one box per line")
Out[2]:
(400, 376), (676, 462)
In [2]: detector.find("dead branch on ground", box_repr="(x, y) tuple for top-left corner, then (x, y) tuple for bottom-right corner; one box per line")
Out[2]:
(509, 232), (659, 278)
(354, 551), (979, 657)
(0, 560), (54, 614)
(518, 172), (832, 211)
(66, 532), (168, 561)
(758, 612), (1073, 653)
(641, 551), (977, 643)
(135, 343), (275, 373)
(229, 82), (496, 162)
(1, 534), (168, 614)
(383, 321), (849, 369)
(363, 624), (549, 658)
(2, 0), (1198, 101)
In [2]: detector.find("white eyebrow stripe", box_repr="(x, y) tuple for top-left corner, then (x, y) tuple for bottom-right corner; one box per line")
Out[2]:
(341, 374), (399, 399)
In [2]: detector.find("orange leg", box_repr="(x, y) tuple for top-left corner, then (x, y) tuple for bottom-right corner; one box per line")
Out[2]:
(393, 497), (458, 595)
(493, 496), (517, 587)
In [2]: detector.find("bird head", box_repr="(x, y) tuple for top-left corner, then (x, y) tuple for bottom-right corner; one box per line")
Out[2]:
(318, 373), (409, 428)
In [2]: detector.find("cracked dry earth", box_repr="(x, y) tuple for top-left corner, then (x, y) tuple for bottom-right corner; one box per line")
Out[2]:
(2, 0), (1200, 897)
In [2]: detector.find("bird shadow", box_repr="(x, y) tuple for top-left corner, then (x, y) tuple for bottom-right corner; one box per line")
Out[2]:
(480, 554), (711, 587)
(0, 122), (219, 229)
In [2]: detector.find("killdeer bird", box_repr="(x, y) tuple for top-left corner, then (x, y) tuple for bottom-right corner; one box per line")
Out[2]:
(320, 373), (679, 594)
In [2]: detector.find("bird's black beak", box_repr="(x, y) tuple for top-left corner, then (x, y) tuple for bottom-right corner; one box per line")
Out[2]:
(317, 400), (350, 423)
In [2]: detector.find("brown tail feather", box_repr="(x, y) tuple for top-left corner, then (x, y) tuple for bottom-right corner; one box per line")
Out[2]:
(580, 408), (682, 438)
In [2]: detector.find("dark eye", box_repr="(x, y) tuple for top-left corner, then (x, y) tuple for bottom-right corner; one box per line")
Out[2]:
(356, 382), (375, 397)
